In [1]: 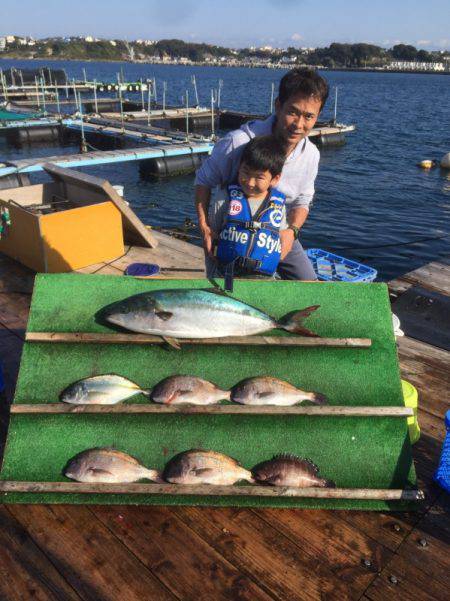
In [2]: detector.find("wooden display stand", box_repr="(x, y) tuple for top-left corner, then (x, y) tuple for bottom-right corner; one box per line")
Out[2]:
(0, 163), (157, 272)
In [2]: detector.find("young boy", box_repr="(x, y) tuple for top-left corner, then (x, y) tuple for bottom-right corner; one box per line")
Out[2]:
(206, 135), (288, 285)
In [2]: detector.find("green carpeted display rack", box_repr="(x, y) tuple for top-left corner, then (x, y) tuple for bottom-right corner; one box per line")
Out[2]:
(0, 274), (419, 510)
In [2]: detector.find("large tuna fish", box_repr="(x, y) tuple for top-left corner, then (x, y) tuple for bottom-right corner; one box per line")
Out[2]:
(98, 288), (319, 339)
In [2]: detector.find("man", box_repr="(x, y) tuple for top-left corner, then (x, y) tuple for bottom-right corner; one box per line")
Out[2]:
(195, 67), (329, 280)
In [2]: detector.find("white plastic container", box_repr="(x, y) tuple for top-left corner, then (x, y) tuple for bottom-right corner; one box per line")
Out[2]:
(392, 313), (404, 337)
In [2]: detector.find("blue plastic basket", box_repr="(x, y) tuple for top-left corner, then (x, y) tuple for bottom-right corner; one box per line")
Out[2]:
(307, 248), (377, 282)
(434, 410), (450, 493)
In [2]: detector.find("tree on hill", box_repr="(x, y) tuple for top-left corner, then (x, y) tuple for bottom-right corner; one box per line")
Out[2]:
(391, 44), (418, 61)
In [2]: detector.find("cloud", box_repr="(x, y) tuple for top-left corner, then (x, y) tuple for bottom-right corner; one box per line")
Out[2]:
(417, 40), (431, 46)
(438, 38), (450, 48)
(291, 33), (303, 42)
(151, 1), (198, 26)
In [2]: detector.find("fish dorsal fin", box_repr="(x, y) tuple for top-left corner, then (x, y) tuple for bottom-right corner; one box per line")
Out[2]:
(190, 449), (241, 466)
(204, 287), (230, 297)
(100, 449), (141, 465)
(272, 453), (319, 474)
(277, 379), (298, 390)
(102, 374), (142, 390)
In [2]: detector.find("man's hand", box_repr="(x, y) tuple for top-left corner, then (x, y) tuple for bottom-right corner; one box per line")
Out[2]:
(280, 228), (295, 260)
(200, 223), (217, 257)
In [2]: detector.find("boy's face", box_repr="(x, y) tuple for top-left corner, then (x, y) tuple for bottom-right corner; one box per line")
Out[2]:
(238, 163), (281, 198)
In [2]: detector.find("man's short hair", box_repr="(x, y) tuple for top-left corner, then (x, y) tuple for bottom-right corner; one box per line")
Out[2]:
(278, 68), (329, 109)
(240, 135), (286, 178)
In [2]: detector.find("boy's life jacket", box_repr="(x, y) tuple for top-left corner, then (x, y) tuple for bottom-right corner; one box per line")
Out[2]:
(216, 183), (286, 277)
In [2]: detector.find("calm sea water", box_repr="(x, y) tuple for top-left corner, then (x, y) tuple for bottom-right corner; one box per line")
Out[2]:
(1, 58), (449, 280)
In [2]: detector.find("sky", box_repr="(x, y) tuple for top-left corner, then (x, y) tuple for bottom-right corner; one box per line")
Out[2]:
(1, 0), (449, 50)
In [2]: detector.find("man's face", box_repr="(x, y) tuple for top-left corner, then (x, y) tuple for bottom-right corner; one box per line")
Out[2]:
(238, 163), (280, 198)
(274, 93), (322, 147)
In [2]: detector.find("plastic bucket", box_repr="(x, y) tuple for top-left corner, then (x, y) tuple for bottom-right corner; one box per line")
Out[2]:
(401, 379), (420, 443)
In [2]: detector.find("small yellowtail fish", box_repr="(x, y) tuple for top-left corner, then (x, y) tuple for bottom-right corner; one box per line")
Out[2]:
(252, 454), (335, 488)
(60, 374), (150, 405)
(64, 448), (161, 483)
(162, 449), (254, 485)
(98, 288), (319, 339)
(151, 375), (230, 405)
(231, 376), (328, 406)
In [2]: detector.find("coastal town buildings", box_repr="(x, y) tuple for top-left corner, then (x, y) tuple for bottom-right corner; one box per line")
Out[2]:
(388, 60), (445, 71)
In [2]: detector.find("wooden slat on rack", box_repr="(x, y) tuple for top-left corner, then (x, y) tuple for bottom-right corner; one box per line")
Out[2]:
(0, 481), (424, 500)
(10, 404), (413, 416)
(25, 331), (372, 347)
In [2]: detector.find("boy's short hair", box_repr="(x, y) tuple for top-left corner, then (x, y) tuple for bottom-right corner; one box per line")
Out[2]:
(278, 67), (329, 109)
(239, 135), (286, 178)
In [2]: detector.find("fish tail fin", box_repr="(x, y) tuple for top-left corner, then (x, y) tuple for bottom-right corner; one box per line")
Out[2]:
(310, 392), (328, 405)
(278, 305), (320, 336)
(240, 469), (255, 484)
(141, 389), (152, 397)
(320, 478), (336, 488)
(220, 388), (232, 401)
(144, 469), (164, 483)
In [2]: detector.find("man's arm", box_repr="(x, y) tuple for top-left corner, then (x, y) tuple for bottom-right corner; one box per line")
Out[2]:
(195, 184), (215, 256)
(194, 135), (238, 256)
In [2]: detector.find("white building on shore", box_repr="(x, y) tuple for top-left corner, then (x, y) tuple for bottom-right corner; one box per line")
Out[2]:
(389, 61), (445, 71)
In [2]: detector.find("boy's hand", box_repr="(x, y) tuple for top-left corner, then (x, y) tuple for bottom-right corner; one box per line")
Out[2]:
(280, 228), (295, 260)
(200, 224), (217, 257)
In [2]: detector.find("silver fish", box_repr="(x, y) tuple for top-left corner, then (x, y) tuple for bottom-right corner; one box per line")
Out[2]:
(231, 376), (327, 406)
(60, 374), (150, 405)
(162, 449), (254, 485)
(151, 375), (230, 405)
(252, 454), (335, 488)
(64, 448), (161, 483)
(98, 288), (319, 339)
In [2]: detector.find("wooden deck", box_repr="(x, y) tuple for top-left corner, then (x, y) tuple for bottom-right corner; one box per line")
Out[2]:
(0, 244), (448, 601)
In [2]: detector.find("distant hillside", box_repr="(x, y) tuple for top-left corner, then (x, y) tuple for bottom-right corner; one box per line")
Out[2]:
(1, 37), (447, 68)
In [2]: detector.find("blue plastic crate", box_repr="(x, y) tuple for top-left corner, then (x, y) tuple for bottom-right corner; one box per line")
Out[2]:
(434, 410), (450, 494)
(307, 248), (377, 282)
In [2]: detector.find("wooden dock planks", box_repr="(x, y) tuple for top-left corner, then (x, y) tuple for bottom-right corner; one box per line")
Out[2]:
(6, 504), (177, 601)
(91, 505), (274, 601)
(0, 251), (448, 600)
(0, 506), (81, 601)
